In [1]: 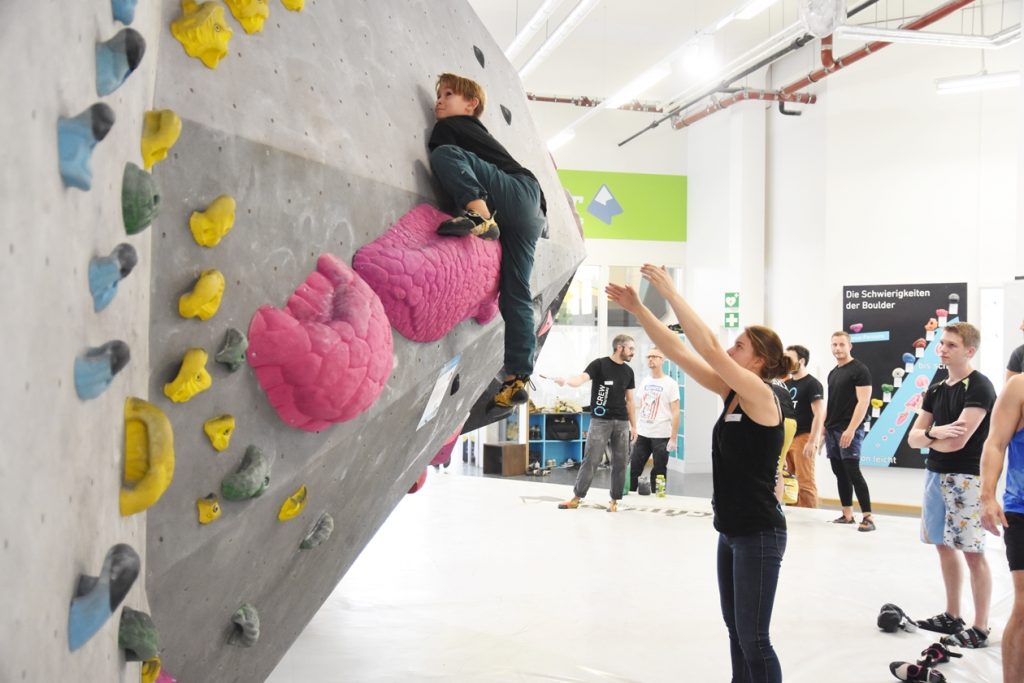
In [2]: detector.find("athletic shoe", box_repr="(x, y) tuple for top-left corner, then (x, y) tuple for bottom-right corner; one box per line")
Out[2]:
(831, 515), (855, 524)
(916, 612), (966, 635)
(557, 497), (581, 510)
(940, 626), (989, 648)
(916, 642), (962, 666)
(889, 662), (946, 682)
(493, 375), (531, 408)
(437, 210), (500, 240)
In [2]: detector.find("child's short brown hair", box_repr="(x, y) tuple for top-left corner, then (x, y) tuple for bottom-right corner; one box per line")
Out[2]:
(436, 73), (486, 118)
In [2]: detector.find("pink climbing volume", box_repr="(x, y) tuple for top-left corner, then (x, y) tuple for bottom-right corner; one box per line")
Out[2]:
(247, 253), (393, 432)
(353, 204), (501, 343)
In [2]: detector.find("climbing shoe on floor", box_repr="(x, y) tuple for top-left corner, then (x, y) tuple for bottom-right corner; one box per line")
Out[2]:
(437, 210), (500, 240)
(878, 603), (918, 633)
(916, 612), (966, 635)
(940, 626), (989, 648)
(889, 662), (946, 682)
(916, 642), (963, 666)
(493, 374), (532, 408)
(558, 497), (581, 510)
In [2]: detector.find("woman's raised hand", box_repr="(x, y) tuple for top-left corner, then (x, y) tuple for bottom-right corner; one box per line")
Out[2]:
(605, 283), (641, 313)
(640, 264), (676, 297)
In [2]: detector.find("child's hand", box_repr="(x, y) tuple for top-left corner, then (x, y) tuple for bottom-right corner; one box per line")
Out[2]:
(640, 264), (676, 297)
(605, 283), (641, 313)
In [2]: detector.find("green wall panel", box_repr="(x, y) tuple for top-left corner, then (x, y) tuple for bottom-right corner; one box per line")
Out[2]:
(557, 169), (687, 242)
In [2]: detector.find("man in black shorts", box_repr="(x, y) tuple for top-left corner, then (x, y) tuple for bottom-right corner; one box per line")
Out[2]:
(980, 374), (1024, 680)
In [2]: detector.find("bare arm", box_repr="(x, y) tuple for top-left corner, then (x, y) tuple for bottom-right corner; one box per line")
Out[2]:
(838, 384), (871, 448)
(555, 372), (591, 388)
(604, 284), (728, 398)
(804, 399), (825, 456)
(907, 411), (935, 450)
(980, 377), (1024, 533)
(1007, 368), (1021, 383)
(923, 407), (987, 452)
(669, 397), (680, 449)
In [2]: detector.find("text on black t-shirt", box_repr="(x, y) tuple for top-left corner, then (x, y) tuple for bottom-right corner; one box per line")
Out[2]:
(584, 357), (635, 421)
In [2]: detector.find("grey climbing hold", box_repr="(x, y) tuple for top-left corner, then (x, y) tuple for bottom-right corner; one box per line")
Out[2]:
(473, 45), (485, 67)
(299, 512), (334, 550)
(229, 603), (260, 647)
(215, 327), (248, 372)
(500, 105), (511, 125)
(118, 606), (160, 661)
(221, 445), (271, 500)
(450, 373), (460, 396)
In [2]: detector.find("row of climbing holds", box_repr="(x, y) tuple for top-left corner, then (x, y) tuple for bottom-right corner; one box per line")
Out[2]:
(170, 0), (306, 71)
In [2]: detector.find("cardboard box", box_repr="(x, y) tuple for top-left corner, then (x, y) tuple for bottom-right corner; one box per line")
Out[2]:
(483, 442), (528, 477)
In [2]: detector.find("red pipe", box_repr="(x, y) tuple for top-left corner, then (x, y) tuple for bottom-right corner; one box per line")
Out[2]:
(820, 35), (835, 68)
(782, 0), (975, 95)
(672, 89), (817, 130)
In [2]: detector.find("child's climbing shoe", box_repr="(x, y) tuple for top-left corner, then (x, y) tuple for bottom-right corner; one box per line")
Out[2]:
(493, 374), (531, 408)
(878, 603), (918, 633)
(916, 642), (963, 666)
(437, 210), (500, 240)
(889, 662), (946, 682)
(940, 626), (989, 648)
(557, 497), (581, 510)
(916, 612), (966, 635)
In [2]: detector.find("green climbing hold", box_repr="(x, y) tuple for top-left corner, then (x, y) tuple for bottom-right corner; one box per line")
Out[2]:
(119, 606), (160, 661)
(215, 327), (248, 372)
(122, 162), (160, 235)
(221, 445), (271, 500)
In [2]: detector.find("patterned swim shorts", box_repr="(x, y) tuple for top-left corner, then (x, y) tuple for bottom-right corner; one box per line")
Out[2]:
(921, 471), (985, 553)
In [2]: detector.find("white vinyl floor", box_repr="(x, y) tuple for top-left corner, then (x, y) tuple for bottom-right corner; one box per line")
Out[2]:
(267, 472), (1012, 683)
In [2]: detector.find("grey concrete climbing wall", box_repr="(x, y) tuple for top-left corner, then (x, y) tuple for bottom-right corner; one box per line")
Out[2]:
(0, 2), (583, 682)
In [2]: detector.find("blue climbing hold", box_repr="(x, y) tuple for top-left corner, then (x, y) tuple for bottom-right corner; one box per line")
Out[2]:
(74, 340), (130, 400)
(89, 243), (138, 312)
(96, 29), (146, 96)
(112, 0), (139, 25)
(68, 544), (140, 651)
(58, 104), (115, 191)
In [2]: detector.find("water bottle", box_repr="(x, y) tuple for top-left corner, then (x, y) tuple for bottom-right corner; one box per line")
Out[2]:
(655, 474), (666, 497)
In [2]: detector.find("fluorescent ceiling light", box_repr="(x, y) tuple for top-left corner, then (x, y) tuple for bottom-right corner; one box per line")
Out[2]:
(505, 0), (566, 63)
(547, 129), (576, 152)
(604, 66), (672, 108)
(520, 0), (602, 79)
(935, 71), (1020, 94)
(834, 24), (1022, 49)
(737, 0), (779, 21)
(712, 13), (735, 32)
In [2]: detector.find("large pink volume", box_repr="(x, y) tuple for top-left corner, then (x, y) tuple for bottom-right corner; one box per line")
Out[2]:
(247, 253), (393, 432)
(352, 204), (501, 343)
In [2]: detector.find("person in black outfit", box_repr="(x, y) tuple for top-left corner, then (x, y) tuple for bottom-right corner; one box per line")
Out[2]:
(428, 73), (547, 409)
(553, 335), (637, 512)
(608, 265), (788, 683)
(824, 331), (875, 531)
(783, 345), (825, 508)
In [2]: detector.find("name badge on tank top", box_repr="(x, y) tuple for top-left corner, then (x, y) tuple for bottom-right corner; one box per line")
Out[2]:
(604, 381), (614, 385)
(725, 413), (742, 422)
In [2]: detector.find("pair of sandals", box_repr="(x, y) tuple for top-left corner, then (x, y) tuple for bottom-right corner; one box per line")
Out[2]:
(832, 514), (876, 532)
(889, 642), (962, 682)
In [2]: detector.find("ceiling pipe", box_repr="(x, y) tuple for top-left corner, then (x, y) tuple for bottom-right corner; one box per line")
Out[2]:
(526, 93), (664, 113)
(670, 89), (817, 130)
(781, 0), (977, 96)
(833, 22), (1021, 49)
(820, 34), (835, 68)
(619, 0), (882, 145)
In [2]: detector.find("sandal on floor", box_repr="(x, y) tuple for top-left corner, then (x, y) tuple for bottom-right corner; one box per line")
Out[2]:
(917, 642), (963, 666)
(831, 515), (855, 524)
(917, 612), (966, 635)
(858, 517), (876, 532)
(889, 662), (946, 682)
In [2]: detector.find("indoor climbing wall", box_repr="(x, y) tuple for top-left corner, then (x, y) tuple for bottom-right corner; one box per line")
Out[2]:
(0, 1), (583, 681)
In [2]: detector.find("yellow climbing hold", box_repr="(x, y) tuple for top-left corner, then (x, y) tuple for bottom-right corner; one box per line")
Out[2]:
(281, 0), (303, 10)
(277, 485), (308, 521)
(203, 414), (235, 451)
(141, 110), (182, 170)
(171, 0), (233, 69)
(179, 269), (225, 320)
(226, 0), (270, 33)
(141, 657), (162, 683)
(121, 397), (175, 516)
(163, 348), (212, 403)
(196, 494), (222, 525)
(189, 195), (236, 247)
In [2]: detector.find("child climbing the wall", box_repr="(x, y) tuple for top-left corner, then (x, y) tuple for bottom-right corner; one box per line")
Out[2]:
(428, 72), (547, 409)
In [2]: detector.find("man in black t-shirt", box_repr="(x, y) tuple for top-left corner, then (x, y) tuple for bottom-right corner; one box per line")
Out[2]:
(1007, 318), (1024, 382)
(553, 335), (637, 512)
(825, 331), (875, 531)
(783, 345), (825, 508)
(907, 322), (997, 648)
(429, 73), (548, 411)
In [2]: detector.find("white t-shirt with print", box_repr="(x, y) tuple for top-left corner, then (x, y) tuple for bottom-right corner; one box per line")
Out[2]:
(636, 375), (679, 439)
